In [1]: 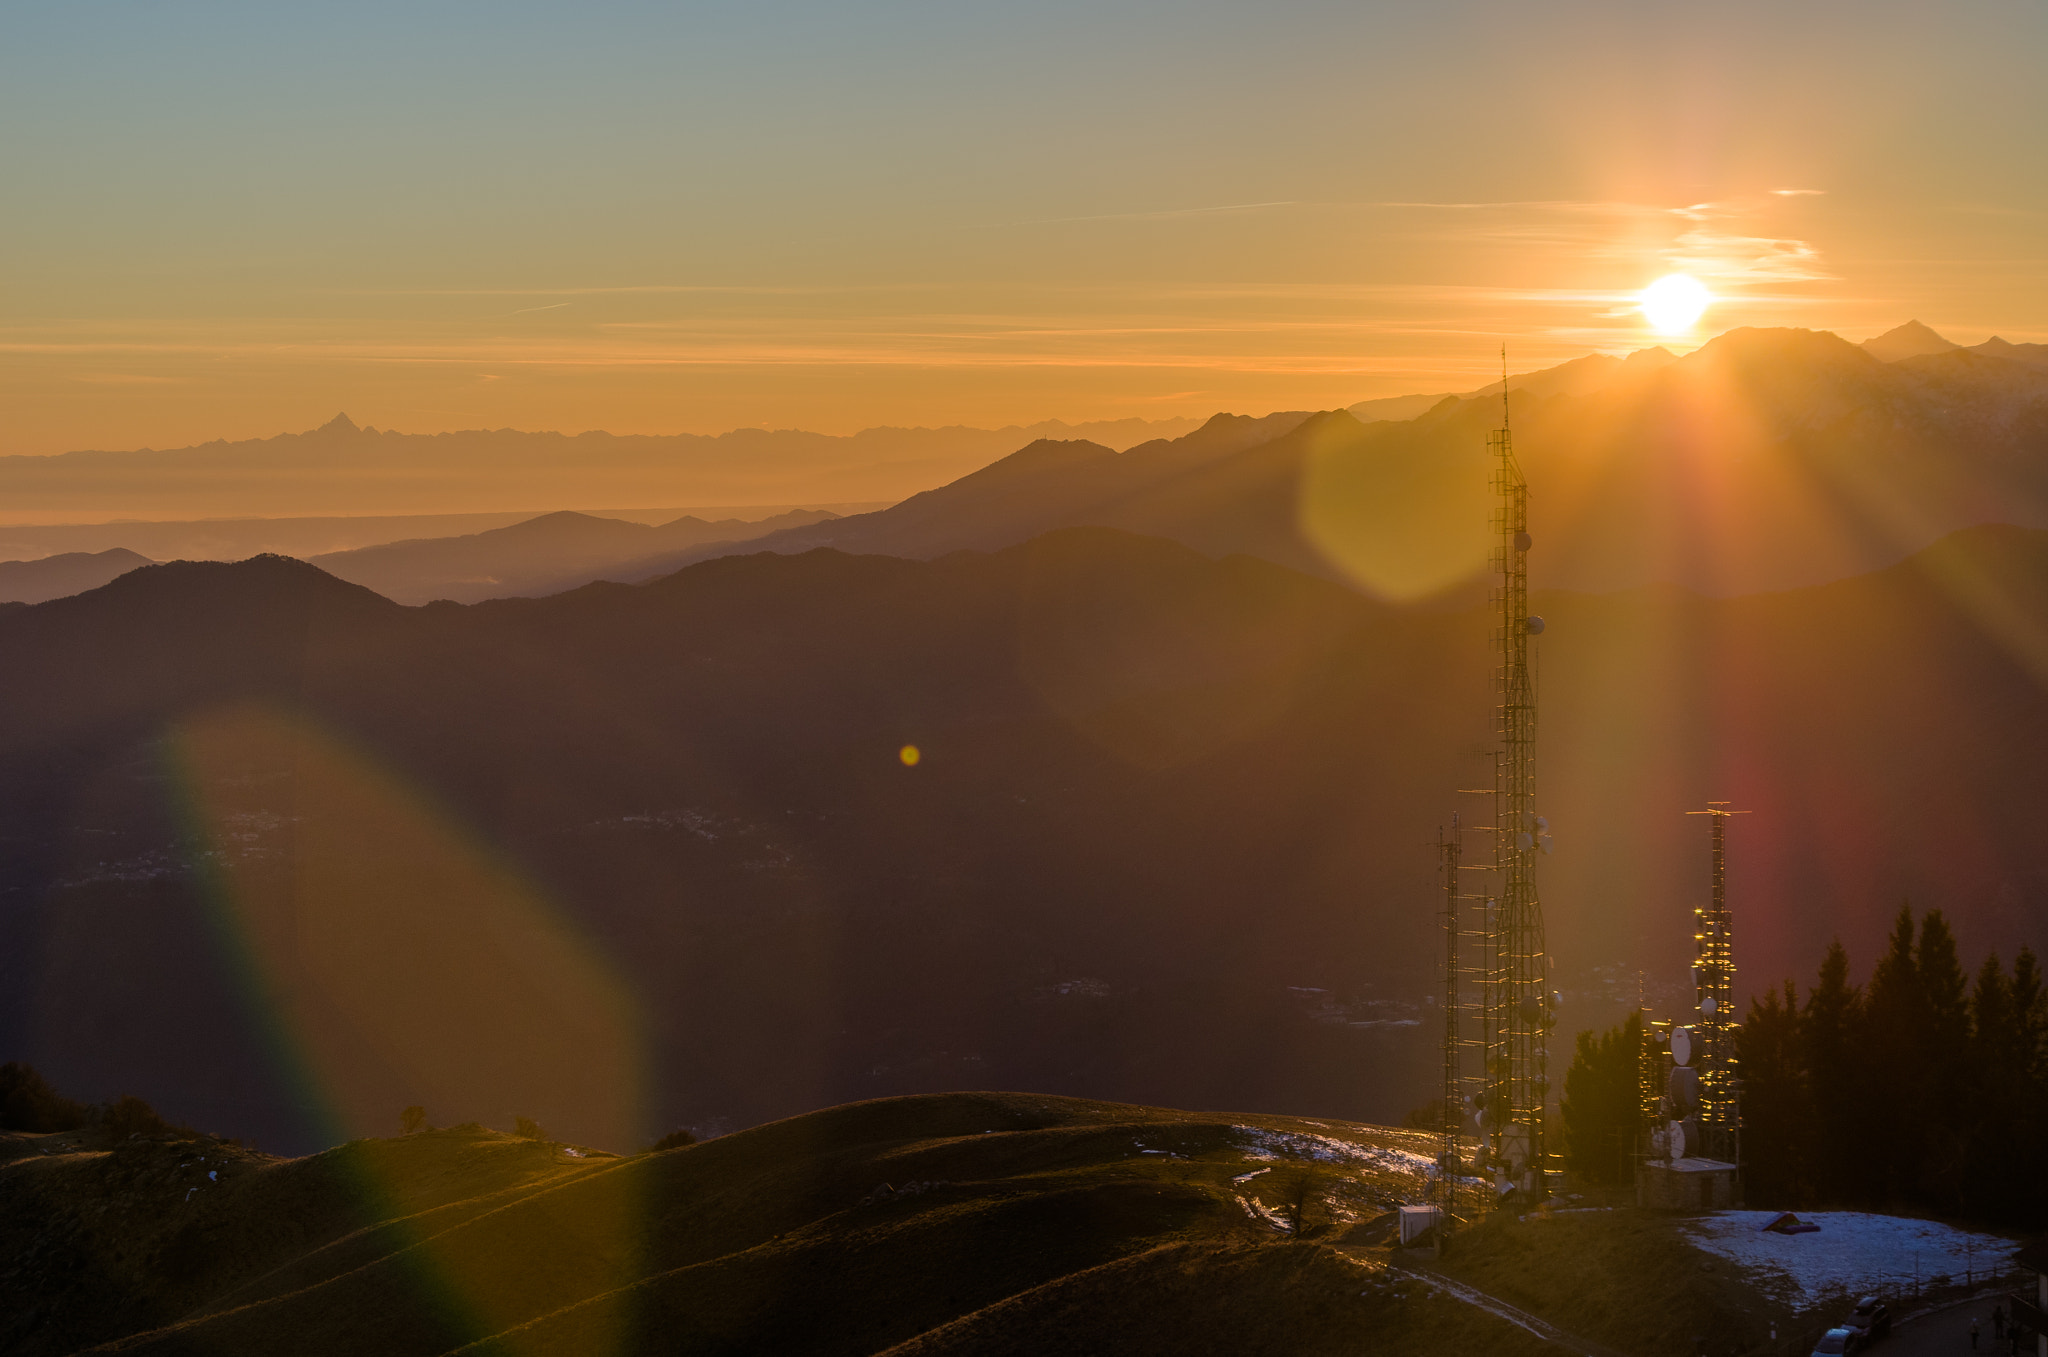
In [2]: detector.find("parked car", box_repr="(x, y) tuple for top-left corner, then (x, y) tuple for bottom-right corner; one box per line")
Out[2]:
(1812, 1327), (1865, 1356)
(1846, 1296), (1892, 1341)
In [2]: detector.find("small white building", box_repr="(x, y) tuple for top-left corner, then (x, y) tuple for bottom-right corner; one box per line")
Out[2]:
(1635, 1156), (1738, 1211)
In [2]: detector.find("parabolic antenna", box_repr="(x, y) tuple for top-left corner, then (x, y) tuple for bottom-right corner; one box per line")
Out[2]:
(1671, 1027), (1693, 1066)
(1701, 995), (1718, 1015)
(1667, 1064), (1698, 1108)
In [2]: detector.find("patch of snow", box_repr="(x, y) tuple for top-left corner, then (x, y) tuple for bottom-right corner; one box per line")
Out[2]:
(1233, 1126), (1436, 1178)
(1235, 1193), (1291, 1232)
(1684, 1212), (2017, 1309)
(1232, 1167), (1272, 1184)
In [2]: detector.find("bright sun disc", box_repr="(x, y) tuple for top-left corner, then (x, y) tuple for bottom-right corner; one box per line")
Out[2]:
(1639, 274), (1712, 333)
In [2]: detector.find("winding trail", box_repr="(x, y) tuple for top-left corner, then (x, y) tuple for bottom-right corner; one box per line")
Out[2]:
(1340, 1249), (1623, 1357)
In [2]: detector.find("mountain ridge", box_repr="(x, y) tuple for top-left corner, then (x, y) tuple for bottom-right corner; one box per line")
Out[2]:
(654, 326), (2048, 598)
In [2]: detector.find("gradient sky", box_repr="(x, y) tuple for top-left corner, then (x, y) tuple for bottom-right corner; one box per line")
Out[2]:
(4, 0), (2045, 453)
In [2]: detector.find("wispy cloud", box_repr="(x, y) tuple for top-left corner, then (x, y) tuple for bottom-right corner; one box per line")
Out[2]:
(994, 201), (1297, 227)
(1666, 200), (1834, 283)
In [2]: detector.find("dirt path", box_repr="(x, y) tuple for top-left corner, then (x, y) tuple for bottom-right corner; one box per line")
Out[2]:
(1378, 1255), (1624, 1357)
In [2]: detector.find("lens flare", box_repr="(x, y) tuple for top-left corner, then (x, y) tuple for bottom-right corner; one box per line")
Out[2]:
(1639, 274), (1713, 334)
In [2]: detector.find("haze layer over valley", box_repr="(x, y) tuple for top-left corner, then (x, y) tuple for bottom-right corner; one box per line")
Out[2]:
(4, 508), (2046, 1153)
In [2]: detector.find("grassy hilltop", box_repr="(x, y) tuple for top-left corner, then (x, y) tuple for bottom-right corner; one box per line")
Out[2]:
(0, 1090), (1843, 1357)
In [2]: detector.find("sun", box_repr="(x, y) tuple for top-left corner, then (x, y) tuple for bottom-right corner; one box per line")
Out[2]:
(1639, 274), (1713, 334)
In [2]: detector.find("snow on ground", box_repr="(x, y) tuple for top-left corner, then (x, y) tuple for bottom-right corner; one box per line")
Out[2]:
(1683, 1212), (2017, 1309)
(1230, 1126), (1488, 1192)
(1232, 1126), (1437, 1178)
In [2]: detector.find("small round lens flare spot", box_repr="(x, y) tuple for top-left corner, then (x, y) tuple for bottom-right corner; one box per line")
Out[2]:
(899, 744), (921, 766)
(1639, 274), (1713, 334)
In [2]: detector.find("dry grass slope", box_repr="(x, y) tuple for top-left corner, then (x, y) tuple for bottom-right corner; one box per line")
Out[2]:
(2, 1091), (1567, 1357)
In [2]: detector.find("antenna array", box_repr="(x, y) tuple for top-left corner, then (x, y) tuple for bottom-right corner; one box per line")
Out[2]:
(1684, 802), (1746, 1158)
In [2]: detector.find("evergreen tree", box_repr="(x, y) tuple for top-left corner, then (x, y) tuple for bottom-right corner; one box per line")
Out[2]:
(1562, 1012), (1643, 1185)
(1801, 939), (1862, 1202)
(1736, 980), (1811, 1204)
(1862, 904), (1926, 1203)
(2009, 946), (2048, 1221)
(1914, 910), (1971, 1204)
(1960, 953), (2015, 1218)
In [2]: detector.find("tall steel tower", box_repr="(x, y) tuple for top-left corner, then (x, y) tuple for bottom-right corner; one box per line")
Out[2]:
(1433, 819), (1464, 1218)
(1685, 802), (1745, 1159)
(1482, 364), (1553, 1198)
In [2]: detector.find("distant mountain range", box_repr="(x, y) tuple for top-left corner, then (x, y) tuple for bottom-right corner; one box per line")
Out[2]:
(1860, 318), (2048, 366)
(3, 523), (2044, 1152)
(666, 326), (2048, 596)
(0, 549), (153, 605)
(0, 414), (1202, 520)
(1344, 345), (1679, 423)
(4, 322), (2040, 610)
(310, 508), (839, 604)
(0, 503), (886, 566)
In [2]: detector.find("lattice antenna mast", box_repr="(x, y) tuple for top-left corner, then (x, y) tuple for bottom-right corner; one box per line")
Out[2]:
(1484, 346), (1553, 1199)
(1434, 816), (1463, 1218)
(1684, 802), (1747, 1159)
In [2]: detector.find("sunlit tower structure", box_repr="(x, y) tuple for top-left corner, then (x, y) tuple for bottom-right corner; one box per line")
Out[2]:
(1432, 819), (1464, 1217)
(1481, 362), (1554, 1198)
(1684, 802), (1746, 1160)
(1431, 813), (1488, 1220)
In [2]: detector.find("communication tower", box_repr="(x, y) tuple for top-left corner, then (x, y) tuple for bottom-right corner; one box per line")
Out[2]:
(1481, 355), (1554, 1198)
(1433, 819), (1464, 1218)
(1684, 802), (1745, 1159)
(1432, 812), (1493, 1221)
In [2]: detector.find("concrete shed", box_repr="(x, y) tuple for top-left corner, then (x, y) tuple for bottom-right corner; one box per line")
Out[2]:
(1635, 1157), (1738, 1211)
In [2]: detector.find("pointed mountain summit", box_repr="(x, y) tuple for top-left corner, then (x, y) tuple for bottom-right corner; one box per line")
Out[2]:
(1862, 320), (1959, 362)
(309, 411), (362, 436)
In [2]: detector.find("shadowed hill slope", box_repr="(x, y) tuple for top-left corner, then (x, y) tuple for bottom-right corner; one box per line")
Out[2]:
(1, 528), (2047, 1154)
(2, 1092), (1557, 1357)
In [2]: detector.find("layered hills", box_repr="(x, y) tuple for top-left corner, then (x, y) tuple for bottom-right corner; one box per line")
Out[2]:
(0, 505), (883, 569)
(0, 549), (153, 605)
(309, 508), (838, 605)
(0, 415), (1200, 521)
(2, 526), (2045, 1153)
(678, 327), (2048, 597)
(0, 1091), (1809, 1357)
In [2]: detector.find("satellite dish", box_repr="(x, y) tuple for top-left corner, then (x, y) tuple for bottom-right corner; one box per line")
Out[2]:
(1514, 530), (1533, 553)
(1701, 995), (1718, 1015)
(1667, 1120), (1688, 1158)
(1668, 1064), (1699, 1109)
(1534, 816), (1548, 832)
(1525, 615), (1546, 635)
(1671, 1027), (1694, 1066)
(1517, 831), (1534, 851)
(1540, 834), (1554, 855)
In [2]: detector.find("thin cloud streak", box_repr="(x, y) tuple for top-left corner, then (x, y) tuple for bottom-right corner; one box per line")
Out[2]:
(994, 201), (1298, 227)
